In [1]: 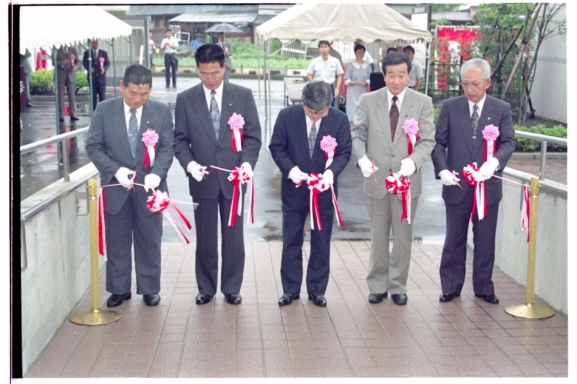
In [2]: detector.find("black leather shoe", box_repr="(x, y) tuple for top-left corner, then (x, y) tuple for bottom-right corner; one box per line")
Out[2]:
(107, 292), (131, 307)
(391, 293), (408, 305)
(308, 294), (327, 307)
(143, 294), (160, 306)
(439, 293), (454, 302)
(368, 292), (388, 304)
(195, 293), (213, 305)
(71, 116), (79, 121)
(278, 293), (300, 306)
(225, 293), (242, 305)
(476, 294), (499, 304)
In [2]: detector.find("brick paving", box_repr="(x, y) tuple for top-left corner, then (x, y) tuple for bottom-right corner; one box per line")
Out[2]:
(27, 240), (568, 378)
(506, 157), (567, 185)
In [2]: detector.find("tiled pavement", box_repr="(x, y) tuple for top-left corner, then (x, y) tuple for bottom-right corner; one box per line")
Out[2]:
(28, 240), (568, 379)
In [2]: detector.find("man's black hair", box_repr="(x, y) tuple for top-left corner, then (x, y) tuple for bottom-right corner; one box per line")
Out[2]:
(195, 43), (225, 68)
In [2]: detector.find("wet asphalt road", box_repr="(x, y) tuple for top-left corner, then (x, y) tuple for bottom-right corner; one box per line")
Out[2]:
(19, 76), (447, 243)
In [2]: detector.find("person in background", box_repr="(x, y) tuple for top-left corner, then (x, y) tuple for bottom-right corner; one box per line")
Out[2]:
(148, 31), (156, 68)
(403, 45), (424, 92)
(20, 49), (33, 107)
(82, 39), (110, 111)
(160, 29), (179, 88)
(217, 33), (233, 82)
(344, 43), (371, 128)
(307, 40), (344, 108)
(56, 45), (79, 122)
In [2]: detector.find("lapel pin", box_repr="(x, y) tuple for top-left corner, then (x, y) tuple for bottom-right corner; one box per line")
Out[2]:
(229, 103), (232, 107)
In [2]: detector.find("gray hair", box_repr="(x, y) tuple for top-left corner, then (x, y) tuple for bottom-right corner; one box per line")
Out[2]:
(460, 58), (491, 80)
(301, 81), (333, 111)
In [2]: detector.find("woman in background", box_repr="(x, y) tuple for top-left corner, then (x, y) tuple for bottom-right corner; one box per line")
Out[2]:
(344, 44), (371, 128)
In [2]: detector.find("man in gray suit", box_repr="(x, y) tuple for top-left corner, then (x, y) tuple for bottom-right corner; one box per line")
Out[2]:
(217, 33), (233, 82)
(174, 43), (261, 306)
(86, 64), (175, 307)
(431, 58), (516, 305)
(352, 52), (435, 305)
(56, 45), (79, 122)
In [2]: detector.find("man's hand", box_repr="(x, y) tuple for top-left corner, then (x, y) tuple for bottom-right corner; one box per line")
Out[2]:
(398, 158), (416, 177)
(115, 167), (135, 189)
(288, 166), (308, 185)
(240, 162), (253, 181)
(358, 155), (376, 178)
(144, 174), (161, 192)
(319, 169), (334, 192)
(439, 169), (460, 186)
(187, 161), (207, 182)
(475, 157), (500, 182)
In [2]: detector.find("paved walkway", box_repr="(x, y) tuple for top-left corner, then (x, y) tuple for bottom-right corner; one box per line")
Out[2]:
(27, 240), (567, 379)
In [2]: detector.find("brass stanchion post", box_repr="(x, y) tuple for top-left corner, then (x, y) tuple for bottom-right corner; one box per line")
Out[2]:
(505, 177), (555, 319)
(70, 178), (122, 325)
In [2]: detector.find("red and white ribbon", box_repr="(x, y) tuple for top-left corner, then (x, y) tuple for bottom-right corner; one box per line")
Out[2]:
(98, 188), (107, 257)
(330, 184), (344, 227)
(306, 173), (324, 230)
(406, 133), (419, 155)
(144, 146), (155, 168)
(385, 173), (411, 224)
(221, 166), (254, 227)
(228, 113), (245, 152)
(147, 190), (192, 245)
(521, 185), (530, 242)
(462, 163), (487, 221)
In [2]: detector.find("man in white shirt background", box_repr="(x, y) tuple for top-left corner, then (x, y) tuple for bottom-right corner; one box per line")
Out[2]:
(307, 40), (344, 107)
(161, 29), (179, 88)
(403, 45), (424, 92)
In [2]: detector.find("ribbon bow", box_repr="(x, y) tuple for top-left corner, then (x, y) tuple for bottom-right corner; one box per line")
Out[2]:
(227, 166), (254, 227)
(385, 173), (411, 223)
(462, 162), (487, 221)
(146, 190), (193, 244)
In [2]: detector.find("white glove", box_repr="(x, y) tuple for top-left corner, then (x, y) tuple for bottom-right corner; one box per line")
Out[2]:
(398, 158), (416, 177)
(187, 161), (207, 182)
(144, 173), (161, 192)
(439, 169), (460, 186)
(115, 167), (135, 189)
(319, 169), (334, 192)
(358, 155), (375, 178)
(475, 157), (500, 182)
(240, 162), (253, 181)
(288, 166), (308, 185)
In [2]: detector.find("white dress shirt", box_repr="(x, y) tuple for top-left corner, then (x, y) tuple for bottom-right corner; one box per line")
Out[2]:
(203, 81), (224, 113)
(386, 88), (407, 113)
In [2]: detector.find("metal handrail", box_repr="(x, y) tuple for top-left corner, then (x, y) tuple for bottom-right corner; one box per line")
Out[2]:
(514, 130), (567, 181)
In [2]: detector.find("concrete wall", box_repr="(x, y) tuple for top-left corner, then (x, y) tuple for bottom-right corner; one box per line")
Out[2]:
(467, 168), (567, 316)
(20, 163), (103, 376)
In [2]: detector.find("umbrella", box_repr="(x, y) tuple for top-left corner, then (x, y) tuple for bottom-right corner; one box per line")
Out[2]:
(205, 22), (243, 34)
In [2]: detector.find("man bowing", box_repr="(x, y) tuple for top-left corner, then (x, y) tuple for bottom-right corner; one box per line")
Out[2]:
(269, 81), (352, 307)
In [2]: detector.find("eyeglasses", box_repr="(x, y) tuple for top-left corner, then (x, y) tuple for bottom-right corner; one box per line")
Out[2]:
(460, 82), (484, 89)
(303, 106), (329, 118)
(199, 71), (222, 79)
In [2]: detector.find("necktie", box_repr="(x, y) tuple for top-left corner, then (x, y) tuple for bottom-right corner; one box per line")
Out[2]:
(308, 121), (317, 157)
(210, 90), (220, 140)
(128, 108), (138, 158)
(390, 95), (399, 141)
(471, 104), (480, 145)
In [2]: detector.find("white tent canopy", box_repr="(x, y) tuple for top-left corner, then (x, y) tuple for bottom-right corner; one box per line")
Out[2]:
(19, 6), (133, 54)
(256, 3), (431, 45)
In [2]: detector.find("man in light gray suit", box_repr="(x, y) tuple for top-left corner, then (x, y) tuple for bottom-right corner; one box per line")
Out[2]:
(56, 45), (79, 121)
(352, 52), (435, 305)
(218, 33), (233, 82)
(174, 43), (261, 306)
(86, 64), (174, 308)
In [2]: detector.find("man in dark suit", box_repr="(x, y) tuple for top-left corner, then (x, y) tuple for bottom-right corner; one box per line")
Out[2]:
(56, 45), (79, 122)
(174, 43), (261, 306)
(85, 64), (174, 307)
(269, 82), (352, 307)
(83, 39), (110, 111)
(217, 33), (233, 82)
(352, 52), (435, 306)
(431, 58), (516, 304)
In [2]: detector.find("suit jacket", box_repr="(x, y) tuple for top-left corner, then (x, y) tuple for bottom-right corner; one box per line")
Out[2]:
(174, 82), (261, 200)
(219, 41), (233, 68)
(352, 87), (435, 199)
(85, 97), (175, 214)
(83, 48), (110, 80)
(431, 94), (516, 205)
(269, 105), (352, 212)
(56, 46), (77, 84)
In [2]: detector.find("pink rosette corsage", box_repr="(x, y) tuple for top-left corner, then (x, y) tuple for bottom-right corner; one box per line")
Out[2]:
(228, 113), (245, 152)
(320, 135), (337, 168)
(99, 56), (104, 70)
(402, 118), (420, 155)
(482, 124), (500, 161)
(69, 54), (76, 65)
(142, 129), (159, 168)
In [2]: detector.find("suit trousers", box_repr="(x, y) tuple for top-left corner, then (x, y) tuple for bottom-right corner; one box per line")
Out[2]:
(105, 189), (162, 295)
(164, 54), (177, 87)
(280, 203), (334, 296)
(440, 187), (499, 296)
(366, 194), (418, 295)
(57, 78), (76, 118)
(193, 189), (245, 296)
(91, 76), (106, 111)
(223, 66), (230, 82)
